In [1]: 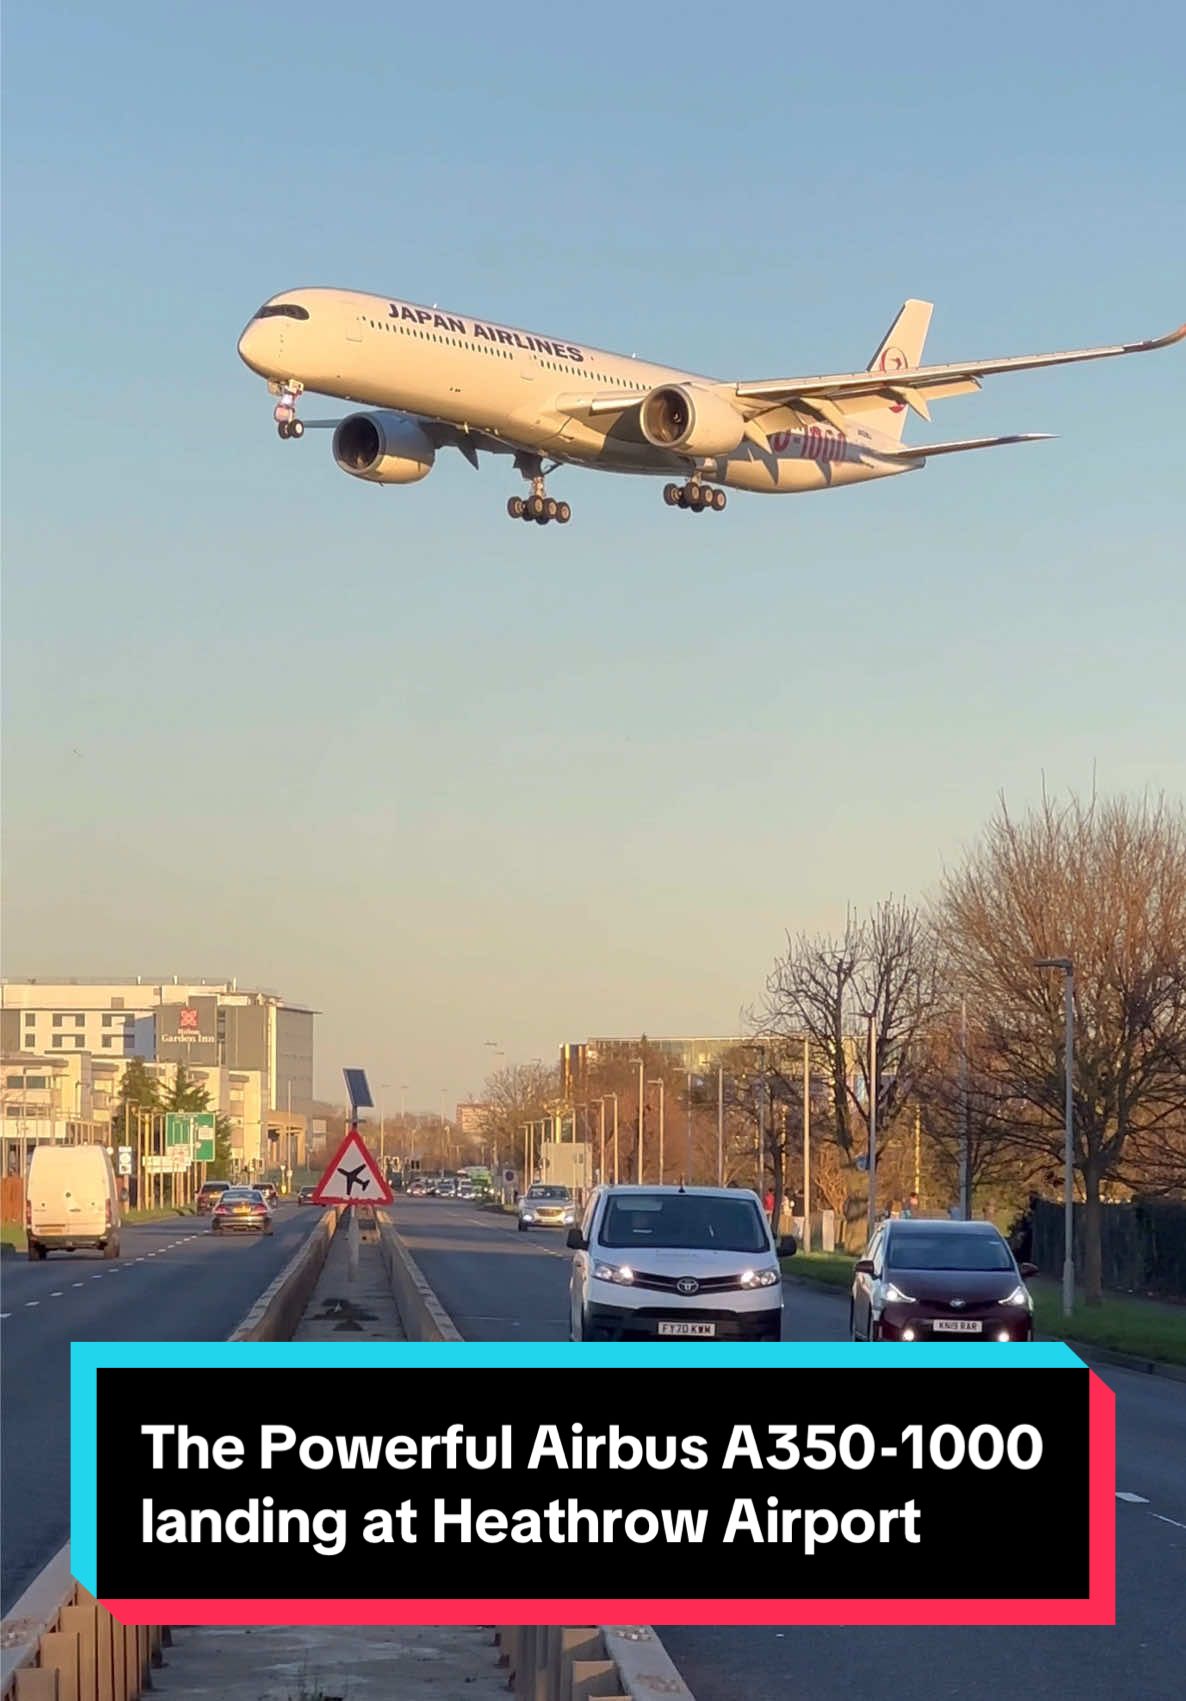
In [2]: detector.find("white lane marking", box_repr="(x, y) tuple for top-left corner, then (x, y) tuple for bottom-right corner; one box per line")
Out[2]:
(50, 1291), (63, 1297)
(135, 1257), (145, 1263)
(25, 1301), (39, 1308)
(91, 1274), (103, 1279)
(0, 1312), (11, 1319)
(72, 1282), (85, 1288)
(1117, 1492), (1149, 1503)
(1152, 1514), (1186, 1530)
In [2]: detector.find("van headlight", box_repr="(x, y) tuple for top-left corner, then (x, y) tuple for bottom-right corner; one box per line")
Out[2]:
(739, 1268), (781, 1288)
(593, 1261), (634, 1285)
(999, 1285), (1032, 1307)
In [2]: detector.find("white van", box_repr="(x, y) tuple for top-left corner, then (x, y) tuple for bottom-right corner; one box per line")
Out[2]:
(567, 1184), (795, 1341)
(25, 1144), (122, 1261)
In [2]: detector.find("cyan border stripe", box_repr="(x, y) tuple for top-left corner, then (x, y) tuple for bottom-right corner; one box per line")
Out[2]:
(69, 1339), (1083, 1596)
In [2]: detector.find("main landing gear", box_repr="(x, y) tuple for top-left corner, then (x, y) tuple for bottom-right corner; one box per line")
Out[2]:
(664, 480), (726, 513)
(508, 491), (571, 525)
(271, 381), (305, 440)
(508, 456), (570, 524)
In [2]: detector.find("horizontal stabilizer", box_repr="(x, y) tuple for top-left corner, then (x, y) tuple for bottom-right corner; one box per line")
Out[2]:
(884, 432), (1056, 460)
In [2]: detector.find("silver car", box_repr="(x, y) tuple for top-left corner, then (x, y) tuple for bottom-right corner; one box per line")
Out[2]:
(518, 1184), (576, 1233)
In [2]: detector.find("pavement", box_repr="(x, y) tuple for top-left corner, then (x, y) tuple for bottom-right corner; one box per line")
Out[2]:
(391, 1195), (1186, 1701)
(0, 1204), (322, 1614)
(292, 1213), (405, 1340)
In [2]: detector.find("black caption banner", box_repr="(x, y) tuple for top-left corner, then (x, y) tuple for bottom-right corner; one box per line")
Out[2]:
(72, 1344), (1115, 1626)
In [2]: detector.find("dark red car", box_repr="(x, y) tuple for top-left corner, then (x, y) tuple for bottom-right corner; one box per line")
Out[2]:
(850, 1218), (1038, 1342)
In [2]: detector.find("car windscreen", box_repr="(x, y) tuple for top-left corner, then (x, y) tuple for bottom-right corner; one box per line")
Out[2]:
(890, 1231), (1013, 1272)
(598, 1194), (768, 1253)
(526, 1187), (570, 1200)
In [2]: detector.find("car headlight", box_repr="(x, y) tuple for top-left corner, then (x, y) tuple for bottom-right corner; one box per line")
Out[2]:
(1000, 1284), (1032, 1307)
(884, 1282), (916, 1303)
(593, 1261), (634, 1285)
(521, 1211), (535, 1221)
(563, 1213), (575, 1224)
(739, 1268), (781, 1288)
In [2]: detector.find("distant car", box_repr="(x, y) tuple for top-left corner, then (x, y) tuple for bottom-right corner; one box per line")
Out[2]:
(435, 1178), (458, 1199)
(850, 1218), (1038, 1342)
(196, 1179), (232, 1215)
(518, 1184), (575, 1232)
(456, 1181), (478, 1200)
(297, 1185), (320, 1206)
(406, 1179), (429, 1197)
(259, 1181), (279, 1205)
(210, 1187), (274, 1235)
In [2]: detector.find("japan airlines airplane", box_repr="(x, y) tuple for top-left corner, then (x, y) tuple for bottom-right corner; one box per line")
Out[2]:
(236, 290), (1184, 525)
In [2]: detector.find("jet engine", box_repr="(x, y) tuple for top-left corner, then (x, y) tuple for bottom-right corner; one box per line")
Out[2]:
(639, 384), (745, 457)
(331, 411), (436, 484)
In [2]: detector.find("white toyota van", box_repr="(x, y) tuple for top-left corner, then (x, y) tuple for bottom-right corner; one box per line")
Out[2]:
(25, 1144), (122, 1261)
(567, 1184), (794, 1341)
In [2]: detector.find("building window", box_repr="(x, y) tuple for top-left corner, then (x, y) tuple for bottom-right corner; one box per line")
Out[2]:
(75, 1014), (85, 1026)
(102, 1015), (113, 1027)
(53, 1015), (65, 1027)
(74, 1035), (84, 1047)
(102, 1037), (113, 1048)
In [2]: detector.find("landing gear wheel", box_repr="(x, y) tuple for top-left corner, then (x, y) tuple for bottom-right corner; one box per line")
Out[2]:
(545, 498), (558, 521)
(277, 421), (291, 440)
(712, 487), (727, 511)
(556, 501), (571, 524)
(535, 513), (548, 525)
(529, 494), (546, 520)
(663, 483), (680, 506)
(689, 487), (705, 512)
(507, 496), (525, 519)
(289, 419), (304, 439)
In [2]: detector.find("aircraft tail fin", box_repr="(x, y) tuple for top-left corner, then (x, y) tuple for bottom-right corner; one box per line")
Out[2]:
(865, 300), (933, 443)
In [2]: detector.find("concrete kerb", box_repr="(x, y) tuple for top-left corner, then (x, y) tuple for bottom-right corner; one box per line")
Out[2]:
(376, 1213), (698, 1700)
(1, 1206), (343, 1698)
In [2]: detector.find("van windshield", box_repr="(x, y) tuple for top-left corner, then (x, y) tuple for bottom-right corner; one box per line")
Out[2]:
(599, 1194), (768, 1253)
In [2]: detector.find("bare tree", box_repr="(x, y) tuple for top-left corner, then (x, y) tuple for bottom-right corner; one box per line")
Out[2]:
(937, 790), (1186, 1302)
(757, 898), (940, 1231)
(478, 1061), (559, 1171)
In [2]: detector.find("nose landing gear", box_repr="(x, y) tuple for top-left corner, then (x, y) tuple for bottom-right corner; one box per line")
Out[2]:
(270, 381), (305, 440)
(664, 480), (726, 512)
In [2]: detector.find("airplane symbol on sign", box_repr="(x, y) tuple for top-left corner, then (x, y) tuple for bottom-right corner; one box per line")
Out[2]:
(337, 1163), (371, 1195)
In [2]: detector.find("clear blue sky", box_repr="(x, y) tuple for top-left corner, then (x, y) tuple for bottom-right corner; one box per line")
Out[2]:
(4, 1), (1184, 1107)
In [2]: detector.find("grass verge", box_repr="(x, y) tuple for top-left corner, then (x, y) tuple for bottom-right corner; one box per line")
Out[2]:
(781, 1252), (1186, 1366)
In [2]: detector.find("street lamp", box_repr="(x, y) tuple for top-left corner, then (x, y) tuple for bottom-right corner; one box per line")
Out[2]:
(862, 1011), (878, 1236)
(648, 1080), (665, 1183)
(631, 1058), (645, 1183)
(1035, 956), (1075, 1318)
(599, 1094), (619, 1184)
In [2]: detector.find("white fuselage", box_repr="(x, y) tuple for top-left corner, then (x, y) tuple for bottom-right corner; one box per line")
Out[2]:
(237, 288), (915, 494)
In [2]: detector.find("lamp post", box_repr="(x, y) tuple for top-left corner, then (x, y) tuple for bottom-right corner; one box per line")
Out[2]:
(1035, 957), (1076, 1318)
(631, 1058), (644, 1183)
(685, 1070), (694, 1183)
(649, 1080), (665, 1183)
(801, 1035), (811, 1254)
(864, 1011), (878, 1237)
(717, 1065), (724, 1187)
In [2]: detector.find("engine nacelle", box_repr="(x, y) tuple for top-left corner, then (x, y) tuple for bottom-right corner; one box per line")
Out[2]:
(332, 411), (436, 484)
(639, 383), (745, 458)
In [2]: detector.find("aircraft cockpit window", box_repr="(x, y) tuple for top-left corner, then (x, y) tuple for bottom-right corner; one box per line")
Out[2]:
(254, 303), (310, 321)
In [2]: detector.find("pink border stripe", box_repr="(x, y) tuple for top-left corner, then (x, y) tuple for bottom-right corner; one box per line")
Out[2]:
(102, 1372), (1116, 1630)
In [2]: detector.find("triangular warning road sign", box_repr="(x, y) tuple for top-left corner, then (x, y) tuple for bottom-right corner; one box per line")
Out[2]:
(312, 1126), (393, 1206)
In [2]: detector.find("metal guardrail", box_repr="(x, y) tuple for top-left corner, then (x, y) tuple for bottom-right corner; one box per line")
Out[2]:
(378, 1212), (699, 1700)
(1, 1205), (344, 1696)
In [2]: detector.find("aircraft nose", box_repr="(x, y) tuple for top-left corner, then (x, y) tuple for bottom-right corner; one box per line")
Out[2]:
(237, 319), (273, 374)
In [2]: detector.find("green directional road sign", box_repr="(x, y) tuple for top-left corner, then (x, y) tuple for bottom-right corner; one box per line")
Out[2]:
(193, 1111), (216, 1163)
(165, 1113), (194, 1147)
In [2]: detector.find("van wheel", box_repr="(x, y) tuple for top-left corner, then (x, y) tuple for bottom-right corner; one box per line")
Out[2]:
(28, 1241), (47, 1262)
(103, 1238), (120, 1260)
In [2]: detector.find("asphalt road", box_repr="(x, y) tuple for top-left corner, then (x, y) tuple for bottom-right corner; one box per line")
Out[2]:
(0, 1205), (323, 1613)
(392, 1196), (1186, 1701)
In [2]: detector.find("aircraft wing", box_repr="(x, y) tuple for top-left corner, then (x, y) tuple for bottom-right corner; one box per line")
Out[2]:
(878, 432), (1056, 459)
(730, 319), (1185, 421)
